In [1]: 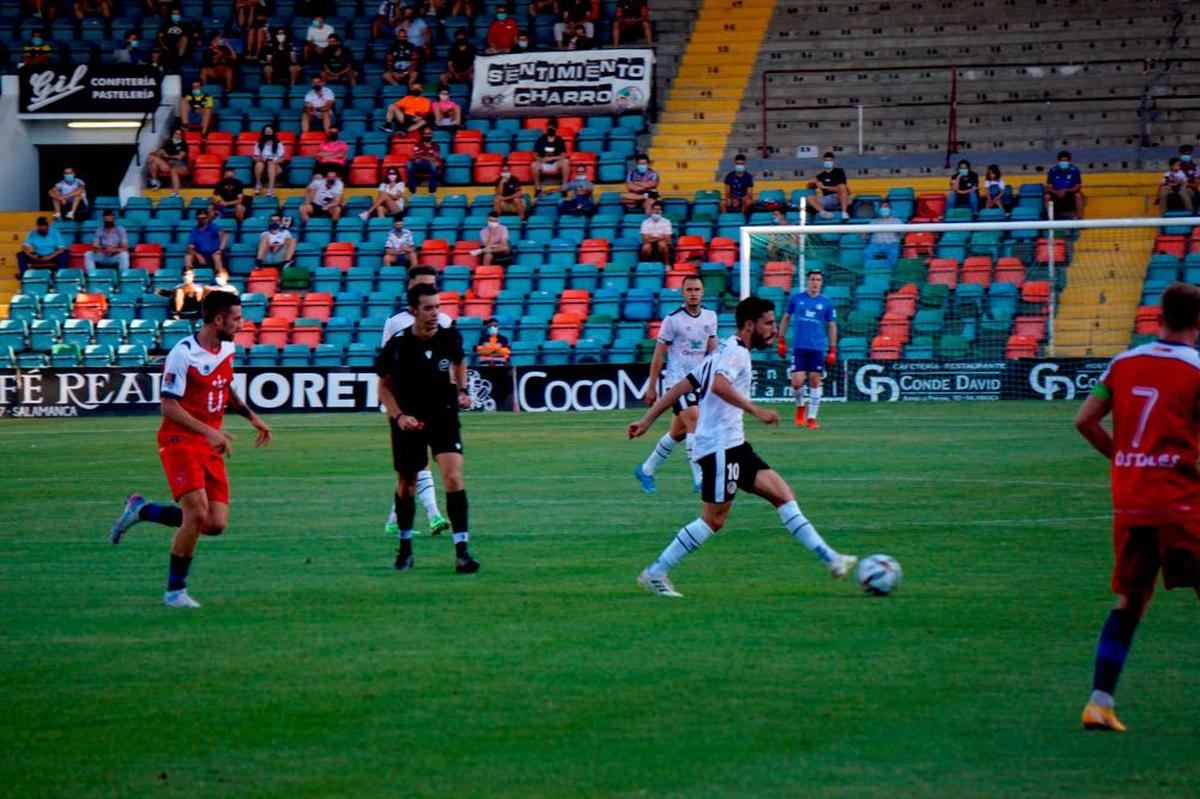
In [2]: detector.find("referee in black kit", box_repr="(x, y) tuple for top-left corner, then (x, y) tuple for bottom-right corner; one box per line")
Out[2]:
(376, 283), (480, 574)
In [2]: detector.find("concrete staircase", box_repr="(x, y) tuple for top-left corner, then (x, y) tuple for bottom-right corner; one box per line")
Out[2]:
(0, 213), (41, 318)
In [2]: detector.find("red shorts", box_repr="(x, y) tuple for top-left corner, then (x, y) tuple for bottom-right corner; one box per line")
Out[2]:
(1111, 517), (1200, 595)
(158, 435), (230, 504)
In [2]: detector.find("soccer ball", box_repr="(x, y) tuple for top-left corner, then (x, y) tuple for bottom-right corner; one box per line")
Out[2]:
(856, 554), (902, 595)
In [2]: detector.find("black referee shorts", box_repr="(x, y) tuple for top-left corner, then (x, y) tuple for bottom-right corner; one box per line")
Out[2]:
(389, 415), (463, 476)
(696, 442), (770, 504)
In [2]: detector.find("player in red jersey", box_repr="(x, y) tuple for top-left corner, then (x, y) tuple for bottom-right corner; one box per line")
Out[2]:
(1074, 282), (1200, 732)
(110, 291), (272, 608)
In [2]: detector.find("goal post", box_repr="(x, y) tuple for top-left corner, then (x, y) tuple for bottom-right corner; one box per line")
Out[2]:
(738, 216), (1200, 364)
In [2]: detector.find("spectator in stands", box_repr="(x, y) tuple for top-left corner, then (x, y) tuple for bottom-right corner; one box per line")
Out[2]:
(206, 268), (239, 297)
(475, 212), (511, 266)
(49, 167), (89, 221)
(398, 6), (431, 54)
(947, 158), (980, 215)
(383, 218), (418, 266)
(1157, 157), (1194, 214)
(19, 30), (53, 66)
(198, 33), (239, 93)
(147, 128), (189, 193)
(156, 7), (195, 65)
(983, 164), (1008, 210)
(74, 0), (112, 20)
(184, 210), (227, 272)
(492, 162), (527, 219)
(561, 22), (595, 50)
(862, 200), (899, 269)
(245, 10), (270, 60)
(382, 28), (422, 89)
(170, 268), (204, 319)
(85, 210), (130, 273)
(432, 89), (462, 131)
(486, 4), (520, 53)
(114, 30), (148, 64)
(18, 217), (67, 274)
(304, 14), (336, 62)
(29, 0), (57, 23)
(256, 214), (296, 267)
(314, 128), (350, 176)
(612, 0), (651, 44)
(300, 170), (347, 222)
(252, 125), (288, 196)
(234, 0), (262, 31)
(441, 30), (477, 90)
(301, 77), (336, 133)
(621, 153), (660, 213)
(381, 85), (431, 134)
(261, 28), (303, 87)
(560, 164), (595, 216)
(1045, 150), (1085, 219)
(553, 0), (594, 46)
(511, 31), (536, 53)
(210, 167), (248, 224)
(1178, 144), (1197, 185)
(361, 167), (410, 219)
(372, 0), (404, 40)
(320, 33), (357, 87)
(532, 123), (570, 193)
(406, 129), (443, 194)
(639, 201), (672, 265)
(476, 316), (511, 365)
(179, 80), (215, 135)
(720, 154), (754, 216)
(805, 151), (851, 221)
(529, 0), (556, 20)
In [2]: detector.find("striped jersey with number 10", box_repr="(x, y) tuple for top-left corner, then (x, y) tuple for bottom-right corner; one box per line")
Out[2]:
(686, 335), (753, 459)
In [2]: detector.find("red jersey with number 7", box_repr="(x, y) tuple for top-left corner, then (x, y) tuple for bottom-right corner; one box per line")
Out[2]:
(1095, 340), (1200, 521)
(159, 335), (236, 446)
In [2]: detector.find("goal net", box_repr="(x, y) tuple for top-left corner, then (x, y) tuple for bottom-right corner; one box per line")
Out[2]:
(738, 214), (1199, 402)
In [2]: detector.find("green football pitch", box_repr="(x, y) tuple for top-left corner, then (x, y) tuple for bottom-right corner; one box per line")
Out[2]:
(1, 403), (1196, 798)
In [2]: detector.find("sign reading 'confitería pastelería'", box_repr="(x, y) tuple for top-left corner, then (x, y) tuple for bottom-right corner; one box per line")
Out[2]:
(18, 64), (162, 115)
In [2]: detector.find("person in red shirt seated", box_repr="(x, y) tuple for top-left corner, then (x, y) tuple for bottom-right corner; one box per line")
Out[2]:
(486, 4), (520, 53)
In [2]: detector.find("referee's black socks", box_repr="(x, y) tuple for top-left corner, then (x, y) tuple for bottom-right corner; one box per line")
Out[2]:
(395, 491), (416, 558)
(447, 490), (469, 556)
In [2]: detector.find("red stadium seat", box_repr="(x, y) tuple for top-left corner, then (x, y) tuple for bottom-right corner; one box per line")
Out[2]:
(762, 261), (793, 292)
(555, 117), (584, 137)
(419, 239), (450, 269)
(439, 291), (462, 319)
(1154, 235), (1187, 258)
(578, 238), (610, 267)
(290, 320), (323, 348)
(462, 293), (494, 319)
(132, 243), (163, 273)
(1013, 315), (1047, 340)
(73, 293), (108, 322)
(675, 235), (706, 263)
(665, 264), (698, 289)
(234, 320), (257, 348)
(521, 117), (550, 132)
(1134, 305), (1159, 335)
(878, 313), (911, 344)
(548, 312), (581, 344)
(235, 132), (259, 157)
(246, 267), (279, 297)
(960, 256), (992, 288)
(348, 155), (379, 187)
(380, 155), (408, 182)
(914, 193), (946, 221)
(452, 130), (484, 157)
(300, 291), (333, 321)
(452, 240), (480, 267)
(268, 293), (300, 321)
(472, 265), (504, 298)
(926, 258), (958, 289)
(388, 139), (416, 161)
(258, 317), (291, 346)
(1005, 334), (1038, 359)
(323, 241), (356, 270)
(473, 153), (504, 185)
(68, 242), (91, 269)
(506, 151), (535, 183)
(902, 232), (935, 259)
(568, 151), (598, 181)
(993, 257), (1025, 286)
(204, 132), (234, 159)
(1034, 238), (1066, 265)
(885, 287), (917, 318)
(870, 334), (902, 360)
(1021, 281), (1051, 305)
(647, 319), (662, 340)
(298, 131), (326, 158)
(707, 237), (737, 265)
(191, 154), (224, 187)
(558, 289), (590, 319)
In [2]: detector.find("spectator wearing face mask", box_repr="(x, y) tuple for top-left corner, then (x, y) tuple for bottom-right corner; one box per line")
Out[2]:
(252, 125), (289, 196)
(406, 130), (443, 194)
(148, 128), (190, 193)
(320, 33), (357, 87)
(532, 124), (569, 194)
(302, 78), (337, 133)
(361, 167), (411, 220)
(210, 168), (248, 224)
(561, 22), (594, 50)
(199, 32), (239, 93)
(398, 6), (430, 53)
(1045, 150), (1085, 219)
(169, 267), (205, 319)
(553, 0), (594, 47)
(612, 0), (652, 45)
(1157, 157), (1194, 214)
(805, 151), (851, 221)
(184, 210), (228, 272)
(179, 80), (215, 135)
(19, 217), (68, 274)
(372, 0), (404, 40)
(300, 170), (347, 222)
(114, 30), (148, 63)
(474, 213), (511, 266)
(440, 30), (477, 89)
(486, 4), (520, 54)
(304, 15), (335, 62)
(156, 7), (195, 64)
(560, 165), (595, 216)
(314, 128), (349, 177)
(432, 89), (462, 131)
(260, 28), (302, 87)
(862, 201), (900, 268)
(492, 162), (527, 219)
(49, 167), (89, 221)
(382, 27), (422, 90)
(383, 219), (418, 267)
(983, 164), (1008, 210)
(206, 267), (239, 296)
(621, 153), (660, 214)
(720, 154), (754, 216)
(947, 158), (980, 216)
(21, 30), (53, 66)
(639, 201), (672, 265)
(85, 210), (130, 273)
(256, 215), (296, 267)
(476, 317), (511, 365)
(381, 85), (432, 134)
(244, 6), (270, 59)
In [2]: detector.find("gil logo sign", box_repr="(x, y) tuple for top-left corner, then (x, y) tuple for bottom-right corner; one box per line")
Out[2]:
(1028, 362), (1079, 400)
(854, 364), (900, 402)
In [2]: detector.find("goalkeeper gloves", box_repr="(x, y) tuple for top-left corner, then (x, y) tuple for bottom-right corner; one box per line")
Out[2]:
(826, 346), (837, 366)
(776, 337), (788, 358)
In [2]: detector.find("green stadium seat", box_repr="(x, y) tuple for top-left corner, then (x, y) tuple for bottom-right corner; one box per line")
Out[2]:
(937, 334), (972, 359)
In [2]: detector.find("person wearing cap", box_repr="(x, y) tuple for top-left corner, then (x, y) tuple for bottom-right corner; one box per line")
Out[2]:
(85, 210), (130, 272)
(475, 317), (511, 365)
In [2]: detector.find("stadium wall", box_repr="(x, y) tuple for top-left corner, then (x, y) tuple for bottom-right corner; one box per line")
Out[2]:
(0, 359), (1106, 417)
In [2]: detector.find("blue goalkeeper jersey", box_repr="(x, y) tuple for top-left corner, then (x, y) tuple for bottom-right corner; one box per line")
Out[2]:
(787, 291), (836, 352)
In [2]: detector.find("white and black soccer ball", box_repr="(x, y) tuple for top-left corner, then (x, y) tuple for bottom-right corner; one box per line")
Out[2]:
(856, 553), (902, 595)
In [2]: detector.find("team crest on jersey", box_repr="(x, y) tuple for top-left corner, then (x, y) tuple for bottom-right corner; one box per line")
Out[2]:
(438, 358), (451, 372)
(726, 480), (737, 496)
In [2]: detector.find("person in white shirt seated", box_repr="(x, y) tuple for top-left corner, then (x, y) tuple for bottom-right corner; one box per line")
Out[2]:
(360, 167), (410, 219)
(301, 77), (336, 134)
(639, 201), (673, 265)
(300, 170), (346, 222)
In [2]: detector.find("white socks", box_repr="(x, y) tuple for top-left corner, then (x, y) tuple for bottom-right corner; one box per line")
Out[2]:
(808, 385), (822, 420)
(1090, 690), (1114, 709)
(685, 433), (702, 485)
(649, 518), (714, 575)
(778, 500), (837, 564)
(642, 433), (677, 476)
(798, 386), (809, 408)
(416, 469), (440, 518)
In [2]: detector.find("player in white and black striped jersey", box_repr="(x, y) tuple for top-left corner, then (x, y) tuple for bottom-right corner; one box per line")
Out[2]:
(633, 275), (717, 494)
(627, 295), (858, 598)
